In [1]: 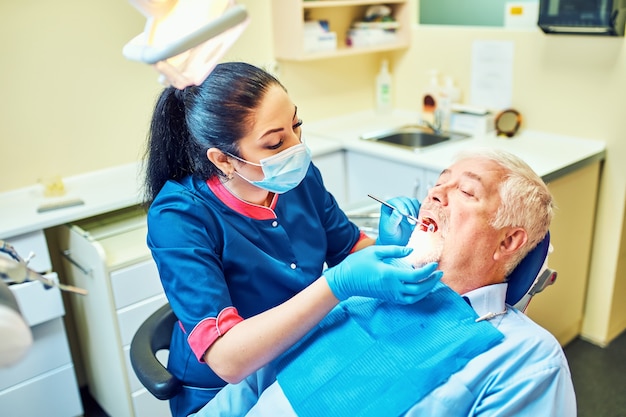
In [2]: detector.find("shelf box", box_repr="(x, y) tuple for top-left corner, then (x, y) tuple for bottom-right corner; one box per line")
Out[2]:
(347, 28), (399, 48)
(304, 31), (338, 52)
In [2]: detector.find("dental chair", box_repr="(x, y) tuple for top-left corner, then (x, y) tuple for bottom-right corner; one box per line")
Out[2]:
(131, 302), (179, 400)
(505, 231), (557, 313)
(130, 232), (557, 401)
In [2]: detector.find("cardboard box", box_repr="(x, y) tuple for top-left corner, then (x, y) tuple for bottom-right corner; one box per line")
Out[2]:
(449, 111), (495, 136)
(347, 28), (397, 48)
(303, 20), (337, 53)
(303, 31), (337, 52)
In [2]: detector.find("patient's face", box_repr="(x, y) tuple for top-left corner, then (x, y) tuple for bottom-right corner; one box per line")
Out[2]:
(414, 157), (506, 293)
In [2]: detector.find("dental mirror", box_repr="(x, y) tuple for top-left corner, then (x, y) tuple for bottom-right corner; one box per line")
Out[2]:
(495, 109), (522, 138)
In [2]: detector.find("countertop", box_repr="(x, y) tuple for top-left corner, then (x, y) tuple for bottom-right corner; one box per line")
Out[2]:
(0, 139), (343, 239)
(305, 109), (607, 182)
(0, 163), (143, 239)
(0, 109), (606, 239)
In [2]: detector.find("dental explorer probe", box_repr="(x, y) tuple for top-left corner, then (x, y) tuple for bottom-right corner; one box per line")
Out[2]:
(367, 194), (419, 223)
(367, 194), (437, 233)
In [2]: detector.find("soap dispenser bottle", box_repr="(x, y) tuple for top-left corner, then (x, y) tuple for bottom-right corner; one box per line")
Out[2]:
(376, 59), (392, 114)
(439, 76), (461, 130)
(421, 70), (440, 125)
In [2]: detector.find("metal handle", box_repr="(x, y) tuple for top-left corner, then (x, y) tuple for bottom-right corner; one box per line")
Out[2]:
(413, 177), (421, 200)
(61, 250), (92, 276)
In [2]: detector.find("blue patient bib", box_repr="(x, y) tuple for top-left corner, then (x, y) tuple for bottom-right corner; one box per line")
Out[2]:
(276, 282), (504, 417)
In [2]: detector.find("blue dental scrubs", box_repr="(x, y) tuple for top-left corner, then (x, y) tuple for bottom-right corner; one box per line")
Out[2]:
(146, 163), (363, 417)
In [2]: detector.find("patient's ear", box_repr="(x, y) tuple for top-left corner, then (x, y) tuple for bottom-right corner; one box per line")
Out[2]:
(497, 228), (527, 259)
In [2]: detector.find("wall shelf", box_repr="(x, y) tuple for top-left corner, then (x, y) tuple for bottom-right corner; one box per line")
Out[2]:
(271, 0), (411, 61)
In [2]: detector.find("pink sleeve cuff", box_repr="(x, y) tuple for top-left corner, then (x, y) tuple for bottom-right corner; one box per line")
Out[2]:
(350, 231), (371, 253)
(187, 306), (244, 362)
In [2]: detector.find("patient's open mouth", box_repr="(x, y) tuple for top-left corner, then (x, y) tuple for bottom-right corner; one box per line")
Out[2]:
(418, 217), (438, 233)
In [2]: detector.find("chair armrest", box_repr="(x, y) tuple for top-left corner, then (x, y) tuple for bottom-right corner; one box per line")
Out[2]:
(130, 303), (182, 400)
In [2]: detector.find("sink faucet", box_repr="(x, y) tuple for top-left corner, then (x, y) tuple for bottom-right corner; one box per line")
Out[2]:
(419, 109), (443, 135)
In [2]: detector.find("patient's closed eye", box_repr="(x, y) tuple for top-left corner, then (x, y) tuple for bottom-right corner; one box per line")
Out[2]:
(460, 188), (474, 197)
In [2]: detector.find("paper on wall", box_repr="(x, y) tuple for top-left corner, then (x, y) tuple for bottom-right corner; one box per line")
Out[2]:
(470, 40), (514, 111)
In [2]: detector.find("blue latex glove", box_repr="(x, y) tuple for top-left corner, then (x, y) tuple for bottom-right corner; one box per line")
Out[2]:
(324, 245), (443, 304)
(376, 197), (421, 246)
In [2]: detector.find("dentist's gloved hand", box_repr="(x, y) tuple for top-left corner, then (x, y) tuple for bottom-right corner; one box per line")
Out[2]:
(376, 197), (421, 246)
(324, 245), (443, 304)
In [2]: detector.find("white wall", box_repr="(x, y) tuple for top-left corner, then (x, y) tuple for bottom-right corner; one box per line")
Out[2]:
(0, 1), (161, 190)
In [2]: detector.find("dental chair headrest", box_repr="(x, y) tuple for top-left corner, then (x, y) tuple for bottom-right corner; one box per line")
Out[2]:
(505, 232), (554, 309)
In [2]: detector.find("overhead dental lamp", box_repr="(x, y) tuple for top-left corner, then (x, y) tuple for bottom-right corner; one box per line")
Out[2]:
(123, 0), (249, 89)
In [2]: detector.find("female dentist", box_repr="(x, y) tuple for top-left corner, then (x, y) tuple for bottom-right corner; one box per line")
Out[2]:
(144, 61), (440, 417)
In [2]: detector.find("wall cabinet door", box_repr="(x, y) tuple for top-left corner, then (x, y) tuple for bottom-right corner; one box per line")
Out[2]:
(313, 151), (347, 208)
(345, 151), (437, 206)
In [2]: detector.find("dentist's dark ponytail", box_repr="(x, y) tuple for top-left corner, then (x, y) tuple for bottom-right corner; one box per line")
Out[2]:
(143, 87), (192, 206)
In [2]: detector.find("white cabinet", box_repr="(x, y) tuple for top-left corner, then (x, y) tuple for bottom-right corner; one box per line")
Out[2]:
(345, 151), (438, 206)
(0, 230), (83, 417)
(271, 0), (411, 60)
(58, 206), (170, 417)
(313, 150), (347, 208)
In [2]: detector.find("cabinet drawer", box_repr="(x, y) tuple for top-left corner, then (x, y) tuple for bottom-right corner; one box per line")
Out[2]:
(3, 229), (51, 273)
(132, 387), (172, 417)
(10, 273), (64, 326)
(117, 294), (168, 346)
(124, 344), (141, 392)
(111, 259), (163, 309)
(0, 317), (72, 391)
(0, 363), (82, 417)
(125, 344), (170, 393)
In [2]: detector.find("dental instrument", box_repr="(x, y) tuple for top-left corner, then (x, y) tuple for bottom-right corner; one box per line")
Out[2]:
(367, 194), (437, 232)
(0, 240), (87, 296)
(367, 194), (419, 222)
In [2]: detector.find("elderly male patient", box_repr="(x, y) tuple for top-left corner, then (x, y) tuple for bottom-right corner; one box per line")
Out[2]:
(191, 149), (576, 417)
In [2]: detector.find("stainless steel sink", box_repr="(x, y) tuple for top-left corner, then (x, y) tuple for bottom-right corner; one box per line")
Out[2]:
(360, 125), (470, 150)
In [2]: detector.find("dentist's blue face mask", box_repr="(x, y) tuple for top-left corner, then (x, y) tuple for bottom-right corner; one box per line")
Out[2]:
(227, 142), (312, 194)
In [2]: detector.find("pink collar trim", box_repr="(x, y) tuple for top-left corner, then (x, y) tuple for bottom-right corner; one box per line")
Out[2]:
(206, 176), (278, 220)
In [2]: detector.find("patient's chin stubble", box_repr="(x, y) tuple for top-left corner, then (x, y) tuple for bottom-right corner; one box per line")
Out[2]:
(405, 228), (444, 268)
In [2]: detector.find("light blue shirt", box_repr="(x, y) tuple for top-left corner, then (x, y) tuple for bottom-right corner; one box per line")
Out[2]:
(191, 283), (576, 417)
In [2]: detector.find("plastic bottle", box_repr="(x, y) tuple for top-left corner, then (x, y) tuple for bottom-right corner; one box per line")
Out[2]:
(439, 76), (461, 131)
(376, 60), (392, 114)
(421, 70), (440, 125)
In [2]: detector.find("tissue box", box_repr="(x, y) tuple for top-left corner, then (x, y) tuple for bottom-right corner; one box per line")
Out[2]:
(303, 20), (337, 53)
(449, 111), (495, 136)
(304, 32), (337, 52)
(347, 28), (397, 47)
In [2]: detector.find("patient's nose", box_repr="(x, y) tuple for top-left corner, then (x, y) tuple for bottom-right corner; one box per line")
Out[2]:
(427, 185), (448, 206)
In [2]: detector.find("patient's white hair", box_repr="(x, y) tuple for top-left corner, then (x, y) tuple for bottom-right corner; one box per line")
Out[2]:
(454, 149), (554, 274)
